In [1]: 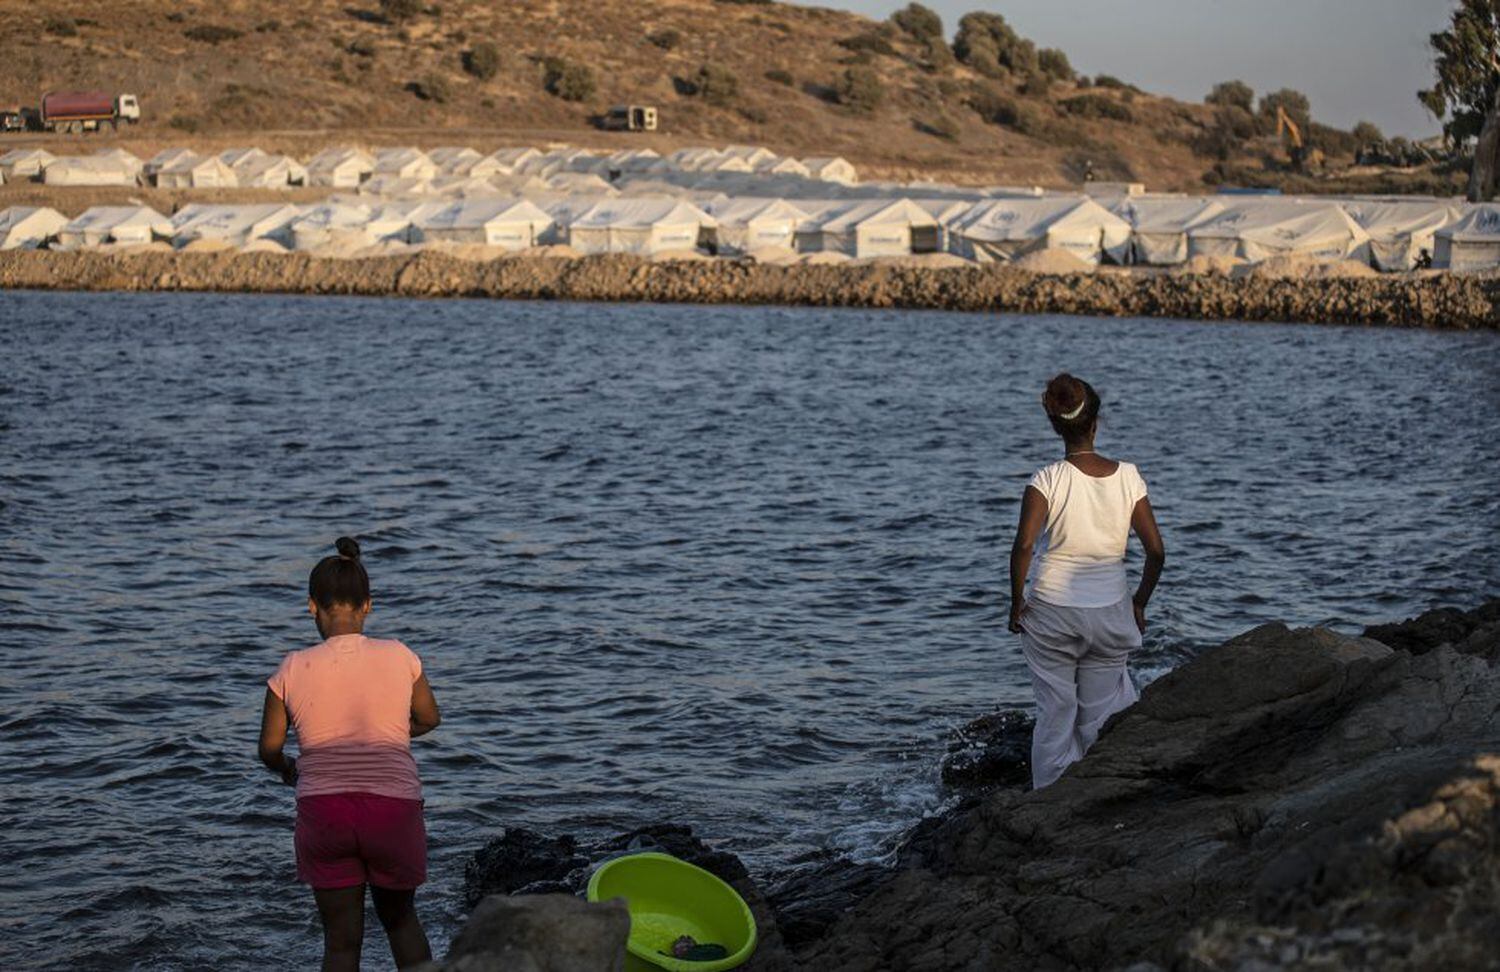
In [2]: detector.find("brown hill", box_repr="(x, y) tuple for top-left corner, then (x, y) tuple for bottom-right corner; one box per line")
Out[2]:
(0, 0), (1461, 193)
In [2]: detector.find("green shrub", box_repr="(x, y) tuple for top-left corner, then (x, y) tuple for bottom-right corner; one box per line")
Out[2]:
(410, 73), (451, 102)
(544, 58), (595, 101)
(463, 41), (500, 79)
(647, 28), (681, 50)
(1037, 47), (1073, 81)
(1258, 87), (1311, 133)
(44, 16), (78, 37)
(920, 36), (955, 72)
(380, 0), (422, 22)
(1093, 74), (1128, 90)
(694, 62), (739, 106)
(1060, 93), (1134, 122)
(255, 20), (282, 33)
(739, 104), (768, 124)
(348, 38), (377, 57)
(936, 77), (964, 100)
(1018, 72), (1052, 97)
(967, 83), (1019, 127)
(954, 12), (1036, 77)
(1205, 79), (1253, 112)
(168, 114), (200, 133)
(926, 113), (961, 141)
(765, 68), (795, 86)
(890, 2), (942, 40)
(838, 66), (883, 113)
(1352, 120), (1384, 145)
(183, 25), (243, 44)
(838, 33), (897, 58)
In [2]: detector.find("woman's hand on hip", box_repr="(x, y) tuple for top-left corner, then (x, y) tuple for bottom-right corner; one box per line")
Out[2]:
(1132, 599), (1147, 634)
(281, 756), (299, 787)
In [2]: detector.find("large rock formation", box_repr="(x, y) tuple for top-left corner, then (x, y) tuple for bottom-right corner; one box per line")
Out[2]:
(416, 894), (630, 972)
(796, 601), (1500, 970)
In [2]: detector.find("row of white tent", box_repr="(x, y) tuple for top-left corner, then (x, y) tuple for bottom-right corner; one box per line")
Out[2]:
(5, 195), (1500, 271)
(0, 144), (859, 191)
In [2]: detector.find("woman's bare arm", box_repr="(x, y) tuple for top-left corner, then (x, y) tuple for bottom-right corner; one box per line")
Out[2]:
(258, 689), (297, 785)
(1130, 496), (1166, 632)
(410, 674), (441, 737)
(1009, 486), (1049, 633)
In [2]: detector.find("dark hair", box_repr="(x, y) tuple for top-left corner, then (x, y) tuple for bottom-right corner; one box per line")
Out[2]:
(1042, 373), (1101, 444)
(308, 536), (370, 609)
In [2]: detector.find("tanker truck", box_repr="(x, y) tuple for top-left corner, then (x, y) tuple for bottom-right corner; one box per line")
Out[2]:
(41, 91), (140, 133)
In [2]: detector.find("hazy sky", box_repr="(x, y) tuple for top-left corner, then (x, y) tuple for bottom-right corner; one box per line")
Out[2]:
(793, 0), (1457, 138)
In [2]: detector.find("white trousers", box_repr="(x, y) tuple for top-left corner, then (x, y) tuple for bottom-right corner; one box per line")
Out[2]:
(1019, 596), (1141, 789)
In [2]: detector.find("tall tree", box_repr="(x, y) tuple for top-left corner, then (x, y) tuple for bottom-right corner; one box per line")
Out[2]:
(1419, 0), (1500, 201)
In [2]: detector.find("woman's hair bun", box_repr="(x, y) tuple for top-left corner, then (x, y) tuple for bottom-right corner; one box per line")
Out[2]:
(335, 536), (362, 561)
(1042, 373), (1086, 418)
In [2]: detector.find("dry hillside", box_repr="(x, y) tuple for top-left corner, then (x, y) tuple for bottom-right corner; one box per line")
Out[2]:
(0, 0), (1462, 193)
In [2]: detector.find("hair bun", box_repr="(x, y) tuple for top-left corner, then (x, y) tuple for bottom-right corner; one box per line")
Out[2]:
(1043, 373), (1085, 417)
(334, 536), (362, 561)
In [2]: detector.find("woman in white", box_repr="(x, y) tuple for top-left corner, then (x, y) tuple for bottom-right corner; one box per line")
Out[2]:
(1009, 373), (1165, 789)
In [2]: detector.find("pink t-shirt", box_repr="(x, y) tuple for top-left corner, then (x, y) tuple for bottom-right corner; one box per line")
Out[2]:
(267, 634), (423, 800)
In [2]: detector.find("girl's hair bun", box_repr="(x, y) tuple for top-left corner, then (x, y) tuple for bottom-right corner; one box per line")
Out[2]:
(335, 536), (362, 561)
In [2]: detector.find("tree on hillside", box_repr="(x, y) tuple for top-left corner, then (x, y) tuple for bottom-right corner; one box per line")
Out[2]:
(953, 13), (1037, 80)
(1205, 80), (1254, 113)
(1418, 0), (1500, 200)
(1037, 48), (1073, 82)
(1258, 88), (1311, 133)
(890, 3), (942, 41)
(1352, 120), (1385, 145)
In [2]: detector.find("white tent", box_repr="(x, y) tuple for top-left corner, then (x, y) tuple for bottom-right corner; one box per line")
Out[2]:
(57, 206), (172, 248)
(42, 156), (136, 187)
(374, 147), (438, 180)
(1339, 198), (1457, 271)
(94, 148), (145, 180)
(755, 157), (810, 178)
(171, 203), (300, 248)
(218, 147), (267, 168)
(702, 198), (810, 255)
(234, 154), (308, 188)
(411, 198), (555, 249)
(358, 174), (434, 197)
(447, 154), (514, 179)
(430, 174), (504, 197)
(949, 196), (1131, 264)
(802, 157), (858, 185)
(487, 173), (554, 196)
(1109, 196), (1226, 265)
(567, 199), (717, 255)
(144, 148), (199, 182)
(1434, 204), (1500, 272)
(288, 202), (374, 251)
(428, 146), (482, 172)
(363, 200), (437, 243)
(546, 172), (617, 195)
(722, 145), (779, 168)
(157, 155), (239, 189)
(1188, 201), (1371, 263)
(796, 198), (940, 257)
(307, 148), (375, 188)
(0, 206), (68, 250)
(0, 148), (56, 181)
(485, 147), (541, 171)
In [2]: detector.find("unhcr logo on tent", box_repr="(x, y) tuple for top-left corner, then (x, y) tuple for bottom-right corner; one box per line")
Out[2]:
(987, 210), (1020, 225)
(1476, 209), (1500, 232)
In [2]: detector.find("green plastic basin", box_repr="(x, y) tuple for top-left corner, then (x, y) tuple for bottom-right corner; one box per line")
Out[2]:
(586, 851), (757, 972)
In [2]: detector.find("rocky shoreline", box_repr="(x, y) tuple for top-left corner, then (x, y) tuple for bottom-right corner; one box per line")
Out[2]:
(2, 249), (1498, 330)
(443, 600), (1500, 971)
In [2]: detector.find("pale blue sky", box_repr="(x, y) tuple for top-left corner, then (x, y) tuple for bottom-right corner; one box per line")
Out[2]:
(793, 0), (1456, 138)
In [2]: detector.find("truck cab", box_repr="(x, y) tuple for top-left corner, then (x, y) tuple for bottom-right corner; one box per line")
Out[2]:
(1, 106), (24, 132)
(117, 94), (140, 123)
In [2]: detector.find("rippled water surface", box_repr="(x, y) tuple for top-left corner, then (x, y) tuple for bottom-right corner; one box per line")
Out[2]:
(2, 291), (1496, 969)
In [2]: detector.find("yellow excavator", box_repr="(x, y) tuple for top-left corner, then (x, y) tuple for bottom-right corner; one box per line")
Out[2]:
(1275, 105), (1324, 173)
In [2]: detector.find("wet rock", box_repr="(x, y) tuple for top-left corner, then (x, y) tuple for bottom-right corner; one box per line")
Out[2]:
(797, 600), (1500, 971)
(429, 894), (629, 972)
(939, 709), (1033, 793)
(462, 823), (794, 971)
(1364, 601), (1500, 660)
(764, 852), (889, 949)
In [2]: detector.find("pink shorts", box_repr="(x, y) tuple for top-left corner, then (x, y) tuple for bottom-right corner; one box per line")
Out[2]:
(294, 793), (426, 890)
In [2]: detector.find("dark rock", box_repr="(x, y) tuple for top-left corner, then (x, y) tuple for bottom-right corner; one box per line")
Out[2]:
(764, 851), (890, 949)
(1364, 601), (1500, 660)
(463, 828), (588, 905)
(438, 894), (628, 972)
(797, 601), (1500, 971)
(939, 709), (1033, 793)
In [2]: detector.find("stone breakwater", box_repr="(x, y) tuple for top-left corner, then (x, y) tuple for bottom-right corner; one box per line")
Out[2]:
(2, 249), (1498, 329)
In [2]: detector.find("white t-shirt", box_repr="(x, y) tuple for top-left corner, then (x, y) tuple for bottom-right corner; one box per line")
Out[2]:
(1026, 458), (1149, 608)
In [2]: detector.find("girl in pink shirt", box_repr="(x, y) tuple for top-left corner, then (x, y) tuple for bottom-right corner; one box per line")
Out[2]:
(259, 537), (442, 971)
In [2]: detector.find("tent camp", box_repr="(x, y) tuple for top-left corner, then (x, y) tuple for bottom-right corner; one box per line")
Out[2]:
(374, 148), (438, 181)
(144, 148), (199, 183)
(234, 153), (308, 188)
(57, 206), (172, 248)
(307, 148), (375, 188)
(288, 202), (375, 251)
(1339, 198), (1457, 271)
(94, 148), (145, 180)
(796, 198), (940, 257)
(0, 206), (68, 249)
(157, 155), (238, 189)
(411, 198), (555, 249)
(947, 197), (1131, 264)
(702, 198), (810, 255)
(1187, 201), (1371, 263)
(546, 172), (616, 195)
(428, 146), (482, 172)
(486, 147), (542, 171)
(755, 157), (811, 178)
(1109, 196), (1226, 265)
(358, 174), (434, 197)
(802, 157), (857, 185)
(218, 147), (267, 169)
(1434, 203), (1500, 272)
(171, 204), (300, 248)
(566, 199), (716, 255)
(0, 148), (56, 181)
(42, 156), (136, 187)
